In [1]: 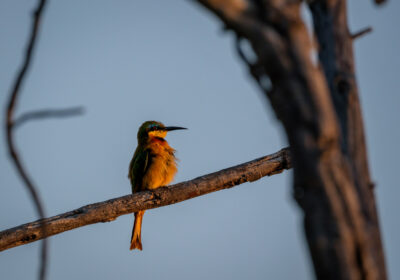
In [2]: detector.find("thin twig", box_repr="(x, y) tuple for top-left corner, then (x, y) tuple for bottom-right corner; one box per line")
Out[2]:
(13, 106), (84, 128)
(0, 148), (291, 252)
(235, 36), (252, 66)
(235, 36), (272, 95)
(5, 0), (48, 280)
(235, 37), (261, 82)
(374, 0), (386, 5)
(351, 26), (373, 40)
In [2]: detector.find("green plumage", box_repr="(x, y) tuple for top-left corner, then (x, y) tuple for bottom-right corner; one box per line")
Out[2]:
(128, 147), (150, 194)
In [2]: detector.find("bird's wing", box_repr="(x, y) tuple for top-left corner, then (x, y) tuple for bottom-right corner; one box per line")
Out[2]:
(128, 148), (152, 193)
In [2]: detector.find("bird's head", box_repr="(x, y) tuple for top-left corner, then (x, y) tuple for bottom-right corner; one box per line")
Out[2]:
(137, 120), (186, 143)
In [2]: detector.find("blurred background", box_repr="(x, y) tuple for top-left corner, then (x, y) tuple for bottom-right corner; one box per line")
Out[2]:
(0, 0), (399, 279)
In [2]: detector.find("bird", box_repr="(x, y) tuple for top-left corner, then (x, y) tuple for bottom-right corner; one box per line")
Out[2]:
(128, 120), (186, 250)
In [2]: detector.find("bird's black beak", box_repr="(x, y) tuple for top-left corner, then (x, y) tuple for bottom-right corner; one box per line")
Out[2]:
(164, 126), (187, 132)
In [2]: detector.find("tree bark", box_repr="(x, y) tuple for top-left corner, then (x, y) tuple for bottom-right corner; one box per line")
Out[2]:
(194, 0), (387, 279)
(308, 1), (387, 279)
(0, 148), (291, 252)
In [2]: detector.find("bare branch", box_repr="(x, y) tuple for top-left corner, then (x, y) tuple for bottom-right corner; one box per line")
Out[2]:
(351, 27), (373, 40)
(0, 148), (291, 252)
(5, 0), (48, 279)
(374, 0), (387, 5)
(13, 106), (84, 128)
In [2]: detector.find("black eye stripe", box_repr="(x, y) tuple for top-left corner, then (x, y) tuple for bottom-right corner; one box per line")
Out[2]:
(148, 125), (158, 131)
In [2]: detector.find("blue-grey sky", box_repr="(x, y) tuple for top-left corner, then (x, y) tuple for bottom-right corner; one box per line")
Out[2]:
(1, 0), (399, 279)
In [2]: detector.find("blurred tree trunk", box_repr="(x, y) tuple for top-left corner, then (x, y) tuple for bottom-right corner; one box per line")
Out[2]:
(195, 0), (387, 279)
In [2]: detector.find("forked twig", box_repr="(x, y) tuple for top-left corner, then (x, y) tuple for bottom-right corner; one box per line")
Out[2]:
(5, 1), (48, 279)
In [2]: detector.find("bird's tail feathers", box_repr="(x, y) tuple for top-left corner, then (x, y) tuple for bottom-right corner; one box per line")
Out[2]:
(130, 210), (144, 251)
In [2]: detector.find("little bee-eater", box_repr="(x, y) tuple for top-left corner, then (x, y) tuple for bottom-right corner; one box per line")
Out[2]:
(128, 120), (186, 250)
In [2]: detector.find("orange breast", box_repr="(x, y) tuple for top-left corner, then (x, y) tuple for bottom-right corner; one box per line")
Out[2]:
(141, 138), (177, 190)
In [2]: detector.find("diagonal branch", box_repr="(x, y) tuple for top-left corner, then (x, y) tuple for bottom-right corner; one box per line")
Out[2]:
(351, 27), (373, 40)
(5, 0), (48, 279)
(13, 106), (84, 128)
(0, 148), (291, 252)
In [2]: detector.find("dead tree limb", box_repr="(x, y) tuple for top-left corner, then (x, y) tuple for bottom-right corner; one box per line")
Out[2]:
(309, 1), (386, 278)
(0, 148), (291, 252)
(194, 0), (387, 279)
(351, 27), (373, 40)
(13, 107), (84, 128)
(5, 0), (48, 279)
